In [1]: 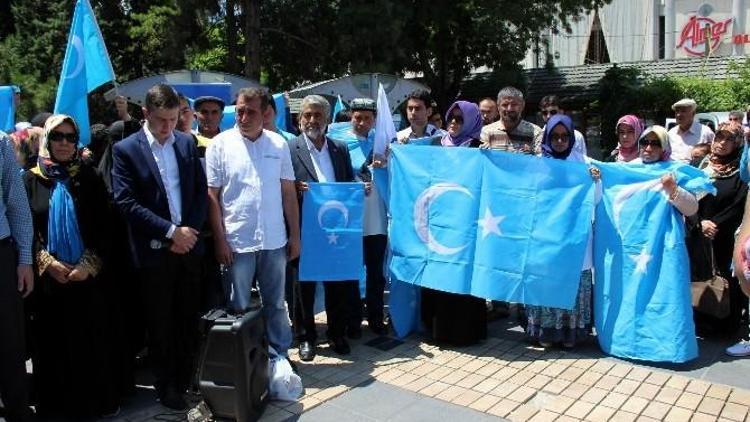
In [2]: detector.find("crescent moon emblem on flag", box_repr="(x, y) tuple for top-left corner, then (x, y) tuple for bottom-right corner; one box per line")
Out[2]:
(318, 200), (349, 228)
(413, 182), (474, 256)
(65, 35), (85, 80)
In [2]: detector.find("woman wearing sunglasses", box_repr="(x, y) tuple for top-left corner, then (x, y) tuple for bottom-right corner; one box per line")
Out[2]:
(634, 125), (699, 217)
(526, 114), (598, 349)
(421, 100), (488, 346)
(23, 115), (119, 418)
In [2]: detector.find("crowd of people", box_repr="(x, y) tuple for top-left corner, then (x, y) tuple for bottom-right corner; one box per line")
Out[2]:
(1, 81), (750, 421)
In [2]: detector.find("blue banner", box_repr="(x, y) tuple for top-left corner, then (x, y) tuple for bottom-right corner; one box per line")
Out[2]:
(54, 0), (115, 146)
(273, 93), (287, 132)
(388, 145), (595, 309)
(594, 161), (716, 363)
(0, 86), (15, 133)
(299, 182), (364, 281)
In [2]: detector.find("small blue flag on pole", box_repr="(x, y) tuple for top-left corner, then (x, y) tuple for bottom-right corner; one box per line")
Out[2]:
(299, 182), (365, 281)
(54, 0), (115, 146)
(594, 161), (716, 363)
(0, 86), (15, 133)
(272, 93), (287, 131)
(332, 95), (345, 121)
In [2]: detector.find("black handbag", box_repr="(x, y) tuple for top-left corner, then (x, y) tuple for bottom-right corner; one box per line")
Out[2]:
(691, 243), (731, 319)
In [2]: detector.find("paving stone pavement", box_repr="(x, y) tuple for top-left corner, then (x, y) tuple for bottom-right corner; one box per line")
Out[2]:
(13, 315), (750, 422)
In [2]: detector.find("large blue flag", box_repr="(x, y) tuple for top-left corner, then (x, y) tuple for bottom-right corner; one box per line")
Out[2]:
(54, 0), (115, 146)
(594, 161), (715, 363)
(299, 182), (365, 281)
(389, 145), (595, 309)
(0, 86), (15, 133)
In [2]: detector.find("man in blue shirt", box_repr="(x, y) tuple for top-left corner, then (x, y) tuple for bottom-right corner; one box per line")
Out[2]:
(0, 131), (34, 421)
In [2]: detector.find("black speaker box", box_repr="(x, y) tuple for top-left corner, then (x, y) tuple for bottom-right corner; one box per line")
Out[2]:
(198, 309), (269, 422)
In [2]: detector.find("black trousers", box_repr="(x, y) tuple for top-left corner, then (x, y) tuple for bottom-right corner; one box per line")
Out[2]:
(350, 234), (388, 328)
(140, 251), (201, 395)
(296, 280), (355, 342)
(0, 239), (30, 421)
(288, 260), (353, 342)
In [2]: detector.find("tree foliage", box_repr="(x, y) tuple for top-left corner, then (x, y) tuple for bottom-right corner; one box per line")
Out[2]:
(1, 0), (609, 122)
(597, 58), (750, 153)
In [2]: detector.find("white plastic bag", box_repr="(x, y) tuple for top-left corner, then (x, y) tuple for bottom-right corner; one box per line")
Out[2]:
(268, 355), (303, 401)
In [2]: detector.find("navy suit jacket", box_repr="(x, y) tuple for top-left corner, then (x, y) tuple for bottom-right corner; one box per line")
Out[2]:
(112, 128), (208, 268)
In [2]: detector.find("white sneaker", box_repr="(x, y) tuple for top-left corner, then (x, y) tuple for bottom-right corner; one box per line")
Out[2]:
(726, 339), (750, 357)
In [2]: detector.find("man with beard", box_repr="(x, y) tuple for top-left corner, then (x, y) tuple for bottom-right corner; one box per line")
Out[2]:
(479, 97), (499, 126)
(288, 95), (357, 360)
(206, 87), (300, 360)
(480, 86), (542, 155)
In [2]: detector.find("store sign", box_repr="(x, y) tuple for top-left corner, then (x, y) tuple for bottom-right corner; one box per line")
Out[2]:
(677, 15), (732, 56)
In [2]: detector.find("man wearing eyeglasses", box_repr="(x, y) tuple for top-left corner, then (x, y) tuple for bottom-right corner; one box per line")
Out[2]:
(667, 98), (715, 163)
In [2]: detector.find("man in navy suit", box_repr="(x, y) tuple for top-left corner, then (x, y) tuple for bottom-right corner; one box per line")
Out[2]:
(289, 95), (358, 360)
(112, 84), (207, 410)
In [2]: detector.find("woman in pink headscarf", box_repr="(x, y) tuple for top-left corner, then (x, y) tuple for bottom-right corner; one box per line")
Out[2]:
(606, 115), (644, 162)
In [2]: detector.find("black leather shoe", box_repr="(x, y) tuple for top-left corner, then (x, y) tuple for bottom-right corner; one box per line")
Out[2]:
(299, 340), (316, 362)
(159, 389), (187, 411)
(346, 326), (362, 339)
(329, 337), (351, 355)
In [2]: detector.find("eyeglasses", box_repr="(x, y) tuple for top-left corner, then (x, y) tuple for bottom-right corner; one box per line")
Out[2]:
(729, 117), (741, 122)
(448, 114), (463, 124)
(48, 131), (79, 144)
(550, 133), (569, 142)
(638, 138), (662, 148)
(542, 109), (558, 116)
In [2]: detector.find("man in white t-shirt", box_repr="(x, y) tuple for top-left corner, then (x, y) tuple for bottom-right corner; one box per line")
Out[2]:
(205, 87), (300, 358)
(668, 98), (715, 163)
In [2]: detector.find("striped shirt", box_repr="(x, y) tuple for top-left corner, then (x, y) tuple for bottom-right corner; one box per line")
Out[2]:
(0, 132), (32, 264)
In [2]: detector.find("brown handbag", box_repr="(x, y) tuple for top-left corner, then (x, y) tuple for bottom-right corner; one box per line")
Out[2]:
(691, 243), (731, 319)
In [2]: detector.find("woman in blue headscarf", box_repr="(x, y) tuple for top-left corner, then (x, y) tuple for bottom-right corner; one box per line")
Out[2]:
(23, 115), (119, 418)
(527, 114), (595, 349)
(421, 100), (488, 346)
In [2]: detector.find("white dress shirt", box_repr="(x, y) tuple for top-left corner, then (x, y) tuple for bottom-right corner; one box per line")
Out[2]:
(304, 134), (336, 182)
(144, 123), (181, 238)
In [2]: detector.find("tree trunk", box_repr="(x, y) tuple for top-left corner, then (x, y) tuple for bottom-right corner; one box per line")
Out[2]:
(225, 0), (240, 73)
(242, 0), (261, 80)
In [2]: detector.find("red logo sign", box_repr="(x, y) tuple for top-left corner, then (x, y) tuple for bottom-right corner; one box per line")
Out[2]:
(677, 15), (732, 56)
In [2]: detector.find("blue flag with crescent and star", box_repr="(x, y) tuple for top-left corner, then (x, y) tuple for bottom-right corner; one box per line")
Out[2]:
(594, 161), (716, 363)
(54, 0), (115, 146)
(299, 182), (365, 281)
(388, 145), (596, 309)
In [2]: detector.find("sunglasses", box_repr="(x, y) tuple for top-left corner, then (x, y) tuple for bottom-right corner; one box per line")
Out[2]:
(48, 131), (79, 143)
(638, 138), (662, 148)
(448, 114), (463, 124)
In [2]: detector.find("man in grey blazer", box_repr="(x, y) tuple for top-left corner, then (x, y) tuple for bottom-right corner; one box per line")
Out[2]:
(289, 95), (357, 360)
